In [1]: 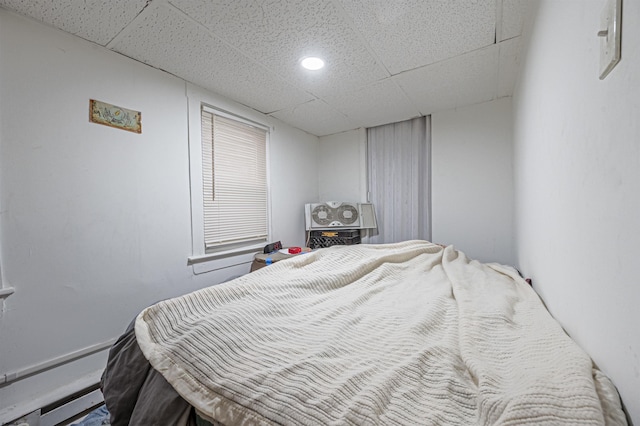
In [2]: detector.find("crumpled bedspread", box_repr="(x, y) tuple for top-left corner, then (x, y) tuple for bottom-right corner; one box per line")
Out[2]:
(135, 241), (627, 425)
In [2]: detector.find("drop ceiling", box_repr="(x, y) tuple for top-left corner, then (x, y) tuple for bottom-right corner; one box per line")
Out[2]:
(0, 0), (525, 137)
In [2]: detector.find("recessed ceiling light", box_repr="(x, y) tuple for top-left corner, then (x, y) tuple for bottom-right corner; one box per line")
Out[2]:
(301, 57), (325, 71)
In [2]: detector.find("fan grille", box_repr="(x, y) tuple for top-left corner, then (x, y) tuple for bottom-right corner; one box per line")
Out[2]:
(337, 204), (358, 224)
(311, 205), (334, 226)
(310, 202), (359, 227)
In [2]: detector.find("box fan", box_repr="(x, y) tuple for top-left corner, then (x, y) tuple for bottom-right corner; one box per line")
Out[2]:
(304, 201), (377, 230)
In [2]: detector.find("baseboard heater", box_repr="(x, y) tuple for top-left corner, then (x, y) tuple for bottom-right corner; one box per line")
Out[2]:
(1, 338), (115, 426)
(5, 385), (104, 426)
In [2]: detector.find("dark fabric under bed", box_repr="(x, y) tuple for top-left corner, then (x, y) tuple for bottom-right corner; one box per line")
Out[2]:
(101, 277), (245, 425)
(100, 318), (198, 426)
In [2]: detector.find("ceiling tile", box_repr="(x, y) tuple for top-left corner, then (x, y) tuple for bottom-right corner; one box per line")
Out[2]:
(394, 45), (499, 115)
(170, 0), (389, 98)
(498, 37), (521, 98)
(324, 78), (421, 128)
(271, 99), (358, 137)
(0, 0), (148, 45)
(337, 0), (496, 75)
(109, 2), (313, 114)
(500, 0), (526, 41)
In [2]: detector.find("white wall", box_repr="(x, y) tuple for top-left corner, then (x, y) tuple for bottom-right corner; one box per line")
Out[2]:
(513, 1), (640, 422)
(317, 103), (515, 266)
(317, 128), (367, 203)
(0, 10), (318, 422)
(432, 98), (515, 265)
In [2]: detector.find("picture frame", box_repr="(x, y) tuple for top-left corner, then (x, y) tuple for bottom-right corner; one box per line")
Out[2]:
(89, 99), (141, 134)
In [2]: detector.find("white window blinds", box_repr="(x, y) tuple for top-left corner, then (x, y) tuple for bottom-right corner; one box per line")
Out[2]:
(201, 109), (268, 250)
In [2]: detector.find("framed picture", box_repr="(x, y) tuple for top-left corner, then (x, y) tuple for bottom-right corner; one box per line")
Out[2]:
(89, 99), (141, 134)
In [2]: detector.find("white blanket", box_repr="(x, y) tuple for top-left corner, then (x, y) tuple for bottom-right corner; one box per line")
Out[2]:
(135, 241), (626, 425)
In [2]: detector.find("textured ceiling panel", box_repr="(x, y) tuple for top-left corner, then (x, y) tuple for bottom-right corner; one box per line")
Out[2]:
(500, 0), (526, 41)
(0, 0), (147, 46)
(394, 45), (499, 115)
(325, 78), (421, 128)
(0, 0), (527, 136)
(271, 99), (358, 137)
(109, 2), (314, 114)
(337, 0), (497, 75)
(170, 0), (389, 98)
(498, 37), (520, 98)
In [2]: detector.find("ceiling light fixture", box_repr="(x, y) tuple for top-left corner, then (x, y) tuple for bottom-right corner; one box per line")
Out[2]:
(301, 57), (325, 71)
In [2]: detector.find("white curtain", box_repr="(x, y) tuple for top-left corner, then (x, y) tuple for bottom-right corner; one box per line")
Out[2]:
(367, 116), (431, 244)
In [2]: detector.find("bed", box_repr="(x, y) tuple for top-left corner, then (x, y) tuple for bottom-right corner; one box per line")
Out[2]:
(101, 240), (628, 425)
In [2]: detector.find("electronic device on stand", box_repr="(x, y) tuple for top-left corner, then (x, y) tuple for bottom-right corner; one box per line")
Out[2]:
(304, 201), (377, 249)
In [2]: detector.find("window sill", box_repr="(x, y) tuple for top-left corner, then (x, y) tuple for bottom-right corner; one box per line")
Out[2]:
(188, 243), (264, 265)
(188, 244), (263, 275)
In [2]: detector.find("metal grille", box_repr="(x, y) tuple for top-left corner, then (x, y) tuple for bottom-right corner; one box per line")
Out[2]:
(309, 230), (360, 249)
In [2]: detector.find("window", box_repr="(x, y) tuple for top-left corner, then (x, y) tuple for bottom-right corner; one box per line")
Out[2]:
(200, 106), (268, 252)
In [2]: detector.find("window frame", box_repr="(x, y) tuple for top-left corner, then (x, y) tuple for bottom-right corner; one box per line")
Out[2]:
(186, 87), (272, 272)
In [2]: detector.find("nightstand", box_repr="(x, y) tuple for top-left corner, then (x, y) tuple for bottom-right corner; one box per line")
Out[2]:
(250, 251), (294, 272)
(250, 248), (311, 272)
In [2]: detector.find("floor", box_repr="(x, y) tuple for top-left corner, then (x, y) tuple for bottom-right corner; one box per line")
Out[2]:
(65, 405), (110, 426)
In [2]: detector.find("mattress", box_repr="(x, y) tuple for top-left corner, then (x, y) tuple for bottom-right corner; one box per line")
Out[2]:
(129, 241), (627, 425)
